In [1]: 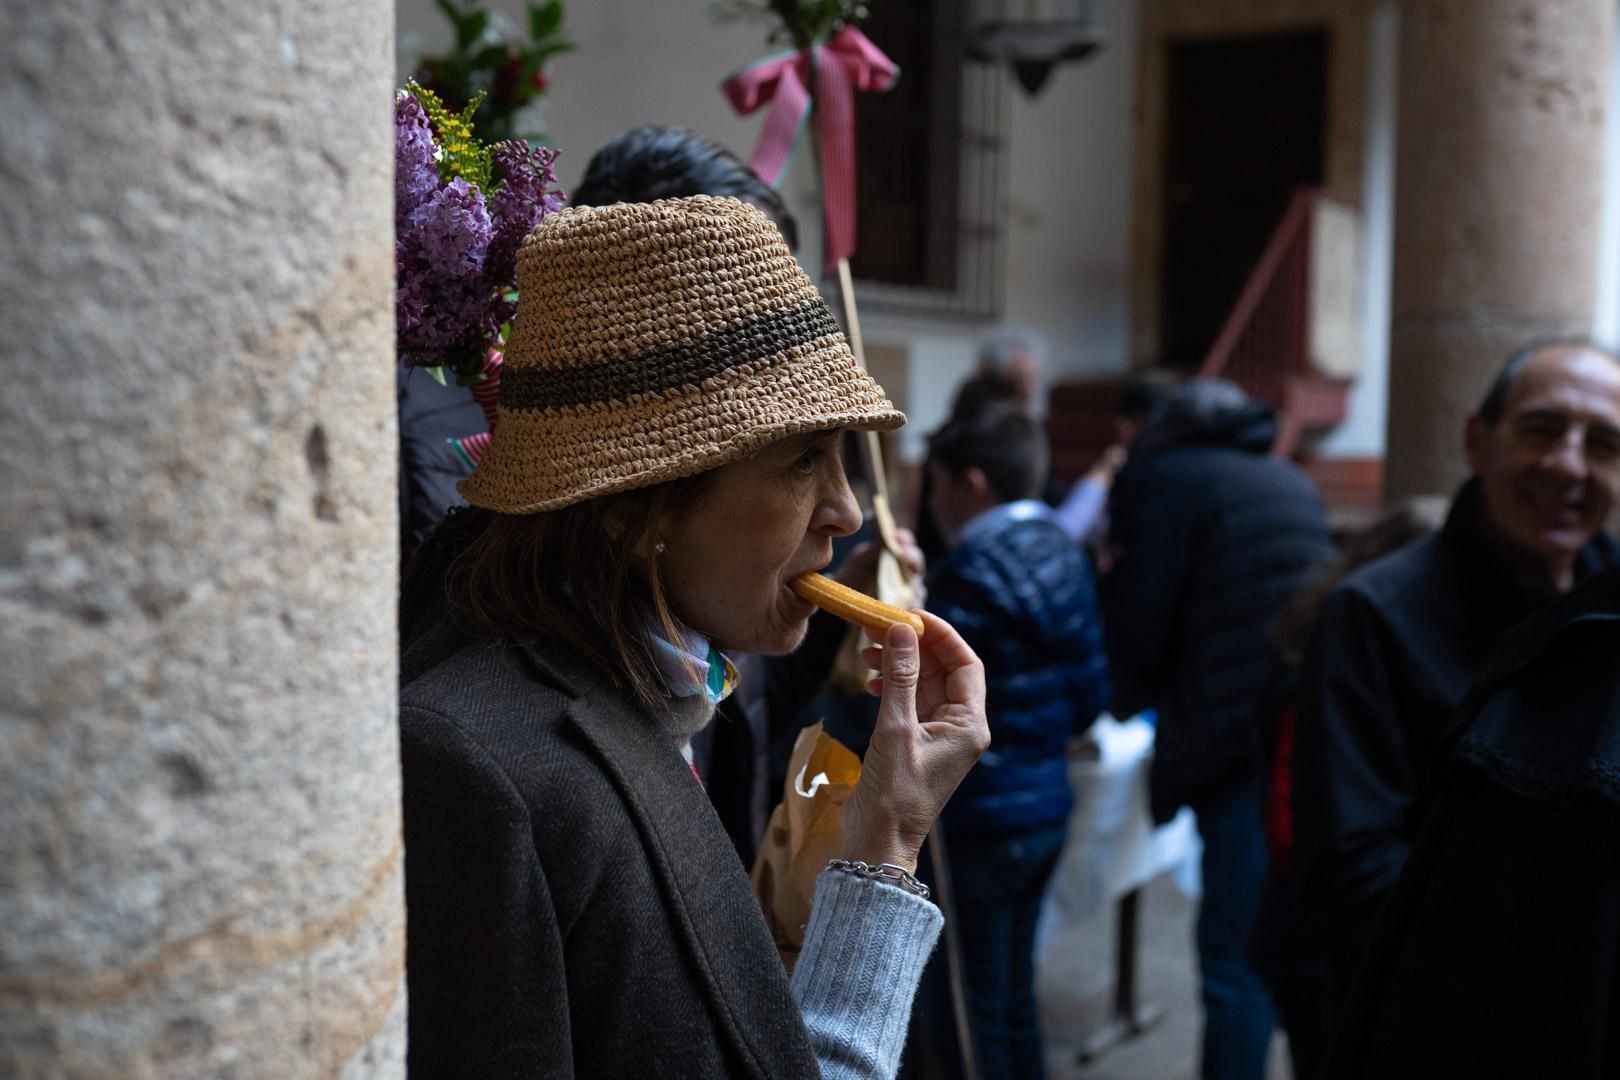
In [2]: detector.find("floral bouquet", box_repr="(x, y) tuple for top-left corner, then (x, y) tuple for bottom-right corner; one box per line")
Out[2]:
(395, 82), (565, 464)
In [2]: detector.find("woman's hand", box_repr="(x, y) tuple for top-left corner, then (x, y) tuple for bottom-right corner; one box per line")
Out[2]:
(838, 610), (989, 874)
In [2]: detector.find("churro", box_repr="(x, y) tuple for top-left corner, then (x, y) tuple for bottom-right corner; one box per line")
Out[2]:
(791, 573), (925, 637)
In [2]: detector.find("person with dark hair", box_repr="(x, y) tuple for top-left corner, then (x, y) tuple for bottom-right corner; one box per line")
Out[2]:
(1318, 564), (1620, 1079)
(1102, 377), (1334, 1080)
(574, 125), (831, 868)
(1292, 339), (1620, 1029)
(401, 123), (850, 870)
(975, 329), (1047, 411)
(1114, 368), (1180, 446)
(398, 197), (988, 1077)
(949, 368), (1025, 422)
(571, 122), (799, 249)
(1248, 497), (1447, 1080)
(916, 352), (1085, 565)
(924, 402), (1111, 1078)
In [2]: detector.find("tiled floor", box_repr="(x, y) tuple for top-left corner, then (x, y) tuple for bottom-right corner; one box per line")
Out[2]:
(1037, 873), (1292, 1080)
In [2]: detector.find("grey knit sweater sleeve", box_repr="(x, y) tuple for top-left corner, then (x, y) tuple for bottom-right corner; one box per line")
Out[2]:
(790, 868), (944, 1079)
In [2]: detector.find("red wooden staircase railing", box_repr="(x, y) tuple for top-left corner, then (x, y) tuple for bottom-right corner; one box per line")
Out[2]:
(1197, 187), (1352, 456)
(1047, 188), (1359, 490)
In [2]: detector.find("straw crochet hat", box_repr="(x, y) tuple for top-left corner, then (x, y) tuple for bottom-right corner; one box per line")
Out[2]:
(459, 195), (905, 513)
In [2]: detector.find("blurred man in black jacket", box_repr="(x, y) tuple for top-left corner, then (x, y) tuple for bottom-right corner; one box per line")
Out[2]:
(1321, 565), (1620, 1079)
(1292, 340), (1620, 1026)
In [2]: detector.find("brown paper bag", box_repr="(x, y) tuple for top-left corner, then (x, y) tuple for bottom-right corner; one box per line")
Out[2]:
(750, 722), (862, 966)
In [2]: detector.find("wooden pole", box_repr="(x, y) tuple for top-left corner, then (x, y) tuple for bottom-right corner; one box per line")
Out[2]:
(834, 258), (907, 573)
(803, 50), (974, 1076)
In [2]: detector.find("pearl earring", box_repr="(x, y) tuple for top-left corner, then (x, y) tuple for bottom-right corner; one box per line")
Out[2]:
(654, 540), (666, 554)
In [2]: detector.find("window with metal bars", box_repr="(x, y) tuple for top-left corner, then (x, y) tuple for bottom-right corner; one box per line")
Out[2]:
(851, 0), (1006, 319)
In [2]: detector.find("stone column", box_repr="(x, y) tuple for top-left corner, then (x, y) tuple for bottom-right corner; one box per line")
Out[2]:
(0, 1), (403, 1076)
(1385, 0), (1611, 502)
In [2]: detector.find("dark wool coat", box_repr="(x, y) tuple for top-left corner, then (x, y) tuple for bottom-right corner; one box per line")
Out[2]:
(399, 621), (819, 1078)
(1104, 386), (1333, 823)
(1322, 566), (1620, 1079)
(926, 512), (1111, 838)
(1291, 480), (1620, 1006)
(693, 608), (850, 868)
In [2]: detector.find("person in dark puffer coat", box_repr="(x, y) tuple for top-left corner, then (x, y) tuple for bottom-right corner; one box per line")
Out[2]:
(1102, 378), (1333, 1080)
(926, 402), (1111, 1079)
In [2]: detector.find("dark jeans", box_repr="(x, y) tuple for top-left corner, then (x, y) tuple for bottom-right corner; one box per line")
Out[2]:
(947, 823), (1069, 1080)
(1195, 784), (1276, 1080)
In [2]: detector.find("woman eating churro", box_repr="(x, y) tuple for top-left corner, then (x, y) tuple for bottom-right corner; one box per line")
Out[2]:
(397, 196), (988, 1078)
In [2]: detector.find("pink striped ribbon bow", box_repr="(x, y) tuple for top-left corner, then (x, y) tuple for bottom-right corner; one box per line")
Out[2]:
(722, 26), (899, 275)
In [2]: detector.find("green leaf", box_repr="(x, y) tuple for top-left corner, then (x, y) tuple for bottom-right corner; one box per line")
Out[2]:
(426, 365), (448, 386)
(529, 0), (564, 40)
(455, 9), (490, 52)
(471, 43), (508, 71)
(531, 41), (573, 61)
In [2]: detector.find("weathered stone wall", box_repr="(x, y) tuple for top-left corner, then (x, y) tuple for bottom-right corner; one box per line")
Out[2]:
(0, 0), (404, 1075)
(1385, 0), (1612, 501)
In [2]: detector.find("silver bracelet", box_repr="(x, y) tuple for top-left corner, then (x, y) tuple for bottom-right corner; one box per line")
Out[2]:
(826, 858), (932, 902)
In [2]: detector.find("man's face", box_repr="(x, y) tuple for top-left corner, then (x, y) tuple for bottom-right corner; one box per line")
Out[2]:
(1466, 345), (1620, 563)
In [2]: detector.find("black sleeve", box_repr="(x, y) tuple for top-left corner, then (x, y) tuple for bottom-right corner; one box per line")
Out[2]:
(1291, 587), (1414, 954)
(400, 708), (575, 1078)
(1101, 461), (1197, 718)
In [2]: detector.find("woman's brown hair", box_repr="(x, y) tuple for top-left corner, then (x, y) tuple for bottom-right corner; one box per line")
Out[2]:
(401, 473), (715, 710)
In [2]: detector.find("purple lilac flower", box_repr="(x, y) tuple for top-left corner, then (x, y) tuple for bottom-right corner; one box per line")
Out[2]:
(394, 92), (567, 374)
(397, 177), (497, 367)
(486, 139), (567, 286)
(394, 91), (440, 229)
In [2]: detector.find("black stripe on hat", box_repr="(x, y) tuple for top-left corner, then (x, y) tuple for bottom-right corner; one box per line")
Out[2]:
(500, 299), (841, 411)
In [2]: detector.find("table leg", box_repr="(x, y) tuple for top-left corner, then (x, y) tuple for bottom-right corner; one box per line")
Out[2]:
(1076, 887), (1166, 1064)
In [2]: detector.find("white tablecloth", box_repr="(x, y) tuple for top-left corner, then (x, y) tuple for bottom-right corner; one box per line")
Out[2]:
(1046, 714), (1201, 923)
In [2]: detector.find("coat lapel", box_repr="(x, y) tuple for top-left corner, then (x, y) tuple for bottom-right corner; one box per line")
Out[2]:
(522, 645), (817, 1077)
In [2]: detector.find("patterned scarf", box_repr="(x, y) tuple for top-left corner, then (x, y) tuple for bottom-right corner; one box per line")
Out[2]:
(649, 623), (740, 705)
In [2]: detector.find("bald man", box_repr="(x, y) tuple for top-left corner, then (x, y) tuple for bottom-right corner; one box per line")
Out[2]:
(1292, 340), (1620, 1022)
